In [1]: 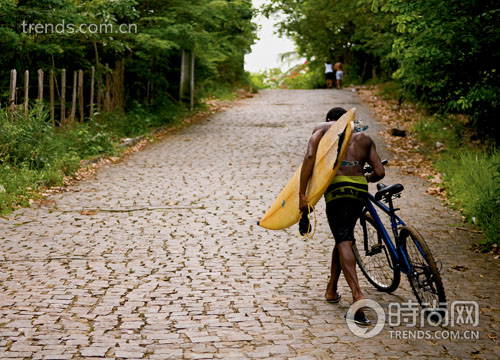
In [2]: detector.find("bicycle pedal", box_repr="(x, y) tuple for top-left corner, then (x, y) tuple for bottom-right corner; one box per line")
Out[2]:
(368, 243), (383, 256)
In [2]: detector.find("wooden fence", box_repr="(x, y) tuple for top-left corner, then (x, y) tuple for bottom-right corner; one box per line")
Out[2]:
(6, 51), (195, 123)
(6, 60), (125, 124)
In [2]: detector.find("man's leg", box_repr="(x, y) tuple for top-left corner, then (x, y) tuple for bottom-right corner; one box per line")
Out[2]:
(337, 241), (364, 301)
(325, 245), (342, 301)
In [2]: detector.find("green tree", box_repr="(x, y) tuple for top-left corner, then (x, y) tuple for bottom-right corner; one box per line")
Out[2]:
(0, 0), (257, 108)
(262, 0), (395, 82)
(374, 0), (500, 141)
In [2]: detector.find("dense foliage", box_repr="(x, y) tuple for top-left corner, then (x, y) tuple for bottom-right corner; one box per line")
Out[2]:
(0, 104), (115, 213)
(0, 0), (257, 109)
(376, 0), (500, 141)
(263, 0), (500, 142)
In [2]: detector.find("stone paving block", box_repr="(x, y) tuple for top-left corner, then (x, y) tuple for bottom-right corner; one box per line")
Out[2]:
(80, 346), (110, 357)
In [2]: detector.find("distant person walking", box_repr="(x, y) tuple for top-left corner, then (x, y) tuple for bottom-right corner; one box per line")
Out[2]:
(334, 60), (345, 89)
(325, 62), (334, 89)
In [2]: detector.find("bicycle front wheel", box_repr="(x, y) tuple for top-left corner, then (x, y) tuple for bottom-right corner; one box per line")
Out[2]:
(353, 213), (400, 293)
(400, 226), (446, 313)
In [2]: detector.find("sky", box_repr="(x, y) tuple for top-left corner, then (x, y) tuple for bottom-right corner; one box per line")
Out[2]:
(244, 0), (301, 73)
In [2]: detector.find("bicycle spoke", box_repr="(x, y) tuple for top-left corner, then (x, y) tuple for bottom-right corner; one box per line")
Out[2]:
(353, 214), (400, 292)
(402, 226), (446, 313)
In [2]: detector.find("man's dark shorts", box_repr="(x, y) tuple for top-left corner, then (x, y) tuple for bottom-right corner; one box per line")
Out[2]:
(325, 71), (335, 80)
(324, 176), (368, 244)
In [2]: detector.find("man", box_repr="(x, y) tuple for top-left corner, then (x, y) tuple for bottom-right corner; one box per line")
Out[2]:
(298, 107), (385, 324)
(333, 61), (345, 89)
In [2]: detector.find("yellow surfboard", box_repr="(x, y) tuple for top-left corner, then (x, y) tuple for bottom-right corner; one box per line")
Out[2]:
(258, 108), (356, 230)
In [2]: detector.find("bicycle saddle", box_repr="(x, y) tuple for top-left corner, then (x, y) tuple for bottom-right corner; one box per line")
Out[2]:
(375, 183), (404, 201)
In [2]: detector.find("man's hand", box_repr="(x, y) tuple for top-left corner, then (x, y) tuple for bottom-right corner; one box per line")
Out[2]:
(299, 129), (325, 214)
(299, 193), (309, 214)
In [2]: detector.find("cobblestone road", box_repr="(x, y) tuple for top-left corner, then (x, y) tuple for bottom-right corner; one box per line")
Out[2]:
(1, 90), (499, 359)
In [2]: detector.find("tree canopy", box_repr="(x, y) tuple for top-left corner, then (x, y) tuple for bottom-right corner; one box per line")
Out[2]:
(0, 0), (257, 109)
(264, 0), (500, 141)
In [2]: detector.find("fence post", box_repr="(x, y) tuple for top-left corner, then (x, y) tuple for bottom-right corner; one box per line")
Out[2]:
(24, 70), (29, 117)
(179, 50), (194, 109)
(9, 69), (17, 112)
(105, 63), (111, 111)
(97, 67), (103, 112)
(78, 69), (84, 122)
(90, 65), (95, 117)
(38, 69), (44, 101)
(49, 70), (55, 124)
(61, 69), (66, 123)
(70, 70), (77, 123)
(179, 51), (186, 101)
(190, 51), (194, 110)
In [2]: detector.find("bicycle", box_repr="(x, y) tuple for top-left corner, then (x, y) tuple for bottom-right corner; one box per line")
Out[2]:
(352, 160), (446, 315)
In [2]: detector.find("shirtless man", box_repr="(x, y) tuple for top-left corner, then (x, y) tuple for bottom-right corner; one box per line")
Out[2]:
(299, 107), (385, 324)
(333, 61), (345, 89)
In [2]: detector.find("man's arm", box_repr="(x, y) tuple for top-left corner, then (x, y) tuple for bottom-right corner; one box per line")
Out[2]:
(299, 129), (324, 213)
(366, 139), (385, 183)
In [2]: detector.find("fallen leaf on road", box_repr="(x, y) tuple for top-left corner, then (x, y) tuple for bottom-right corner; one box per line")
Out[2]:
(427, 186), (445, 196)
(486, 334), (497, 341)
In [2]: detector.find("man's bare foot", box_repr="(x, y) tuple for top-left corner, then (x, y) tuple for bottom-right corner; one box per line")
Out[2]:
(325, 281), (341, 303)
(353, 294), (365, 303)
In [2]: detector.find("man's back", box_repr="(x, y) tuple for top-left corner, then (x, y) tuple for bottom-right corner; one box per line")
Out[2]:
(310, 122), (379, 178)
(337, 133), (371, 177)
(334, 62), (344, 71)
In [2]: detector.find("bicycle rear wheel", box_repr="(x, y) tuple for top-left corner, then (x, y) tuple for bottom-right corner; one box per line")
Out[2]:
(400, 226), (446, 314)
(353, 213), (400, 293)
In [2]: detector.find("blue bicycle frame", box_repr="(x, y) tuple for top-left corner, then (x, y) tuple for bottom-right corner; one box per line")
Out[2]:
(363, 192), (414, 275)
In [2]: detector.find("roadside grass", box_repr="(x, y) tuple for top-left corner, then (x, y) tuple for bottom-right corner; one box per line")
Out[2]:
(0, 90), (224, 216)
(97, 100), (185, 139)
(0, 105), (116, 215)
(0, 80), (252, 216)
(365, 81), (499, 247)
(435, 149), (500, 247)
(378, 80), (500, 247)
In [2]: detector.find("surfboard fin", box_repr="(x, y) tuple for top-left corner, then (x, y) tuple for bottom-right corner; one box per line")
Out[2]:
(333, 129), (347, 170)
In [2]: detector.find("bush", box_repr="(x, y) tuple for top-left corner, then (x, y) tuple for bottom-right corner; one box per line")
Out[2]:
(281, 65), (324, 89)
(98, 100), (182, 138)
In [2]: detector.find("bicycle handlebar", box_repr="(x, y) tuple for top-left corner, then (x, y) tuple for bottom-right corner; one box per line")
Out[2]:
(363, 159), (388, 174)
